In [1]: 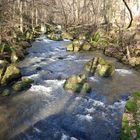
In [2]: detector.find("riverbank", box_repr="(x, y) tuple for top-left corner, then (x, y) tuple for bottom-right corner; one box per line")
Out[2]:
(0, 27), (42, 96)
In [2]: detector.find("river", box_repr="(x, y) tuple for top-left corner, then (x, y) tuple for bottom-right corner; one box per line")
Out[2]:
(0, 36), (140, 140)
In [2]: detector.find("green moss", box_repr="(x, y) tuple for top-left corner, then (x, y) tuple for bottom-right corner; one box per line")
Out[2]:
(47, 33), (62, 41)
(21, 77), (34, 84)
(1, 64), (21, 85)
(121, 91), (140, 140)
(125, 100), (137, 113)
(98, 57), (108, 65)
(82, 42), (91, 51)
(66, 43), (74, 51)
(64, 74), (91, 94)
(0, 60), (8, 80)
(25, 31), (34, 41)
(97, 64), (115, 77)
(12, 77), (33, 92)
(2, 89), (10, 96)
(81, 82), (91, 93)
(61, 32), (73, 40)
(11, 50), (18, 63)
(84, 57), (98, 75)
(122, 116), (129, 129)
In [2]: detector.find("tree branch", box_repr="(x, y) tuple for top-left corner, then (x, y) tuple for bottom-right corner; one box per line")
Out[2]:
(122, 0), (133, 28)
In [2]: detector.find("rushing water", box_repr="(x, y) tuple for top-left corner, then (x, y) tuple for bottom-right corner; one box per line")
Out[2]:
(0, 36), (140, 140)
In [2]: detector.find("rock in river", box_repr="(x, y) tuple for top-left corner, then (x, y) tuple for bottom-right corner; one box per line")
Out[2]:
(84, 57), (115, 77)
(12, 77), (33, 92)
(64, 74), (91, 94)
(1, 64), (21, 85)
(61, 32), (73, 40)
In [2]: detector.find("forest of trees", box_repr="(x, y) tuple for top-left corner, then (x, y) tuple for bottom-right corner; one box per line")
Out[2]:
(0, 0), (140, 39)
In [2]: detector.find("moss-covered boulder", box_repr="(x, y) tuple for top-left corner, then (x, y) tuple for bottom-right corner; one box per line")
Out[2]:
(12, 77), (33, 91)
(66, 39), (82, 52)
(61, 32), (73, 40)
(25, 31), (34, 41)
(121, 91), (140, 140)
(66, 43), (74, 51)
(78, 34), (86, 40)
(82, 42), (91, 51)
(11, 50), (18, 63)
(97, 57), (115, 77)
(47, 32), (62, 41)
(45, 24), (55, 34)
(66, 39), (92, 52)
(1, 64), (21, 85)
(97, 63), (115, 77)
(84, 57), (99, 75)
(1, 89), (10, 96)
(0, 60), (8, 81)
(64, 74), (91, 93)
(84, 57), (115, 77)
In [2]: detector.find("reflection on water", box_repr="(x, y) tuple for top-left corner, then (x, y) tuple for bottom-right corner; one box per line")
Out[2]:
(0, 36), (140, 140)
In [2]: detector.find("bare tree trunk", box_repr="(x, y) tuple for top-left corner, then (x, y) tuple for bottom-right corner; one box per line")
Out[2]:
(59, 0), (68, 29)
(31, 0), (35, 30)
(35, 8), (38, 26)
(19, 1), (23, 32)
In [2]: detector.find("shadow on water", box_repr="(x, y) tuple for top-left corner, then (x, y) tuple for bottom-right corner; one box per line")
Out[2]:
(11, 93), (122, 140)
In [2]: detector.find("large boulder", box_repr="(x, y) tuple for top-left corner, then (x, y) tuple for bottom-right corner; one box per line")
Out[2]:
(66, 39), (83, 52)
(121, 91), (140, 140)
(12, 77), (33, 91)
(1, 64), (21, 85)
(97, 63), (115, 77)
(84, 57), (99, 75)
(97, 57), (115, 77)
(67, 40), (92, 52)
(61, 32), (73, 40)
(66, 43), (74, 51)
(47, 32), (62, 41)
(84, 57), (115, 77)
(64, 74), (91, 93)
(82, 42), (91, 51)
